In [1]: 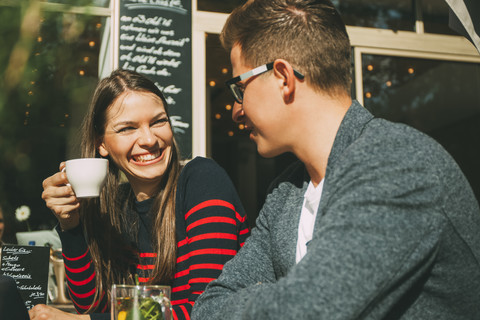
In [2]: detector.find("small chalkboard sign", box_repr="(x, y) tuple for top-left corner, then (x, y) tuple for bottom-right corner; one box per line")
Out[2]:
(1, 245), (50, 310)
(117, 0), (193, 159)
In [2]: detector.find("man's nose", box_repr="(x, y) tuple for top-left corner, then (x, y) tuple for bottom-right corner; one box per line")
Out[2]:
(232, 101), (245, 123)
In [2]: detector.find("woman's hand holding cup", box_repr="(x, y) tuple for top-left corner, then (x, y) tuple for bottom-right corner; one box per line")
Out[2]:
(42, 162), (81, 231)
(42, 158), (108, 231)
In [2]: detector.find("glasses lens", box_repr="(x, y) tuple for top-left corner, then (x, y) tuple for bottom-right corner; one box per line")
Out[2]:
(232, 85), (243, 104)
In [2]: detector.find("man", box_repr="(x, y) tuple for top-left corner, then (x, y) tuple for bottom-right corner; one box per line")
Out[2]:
(192, 0), (480, 319)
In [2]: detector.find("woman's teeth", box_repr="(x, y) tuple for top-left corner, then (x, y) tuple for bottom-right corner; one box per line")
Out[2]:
(133, 150), (161, 162)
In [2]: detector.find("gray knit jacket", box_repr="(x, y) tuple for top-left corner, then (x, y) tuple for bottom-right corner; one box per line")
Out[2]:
(192, 101), (480, 320)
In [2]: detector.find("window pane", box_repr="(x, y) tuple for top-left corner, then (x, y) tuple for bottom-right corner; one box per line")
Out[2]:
(362, 54), (480, 202)
(198, 0), (245, 13)
(0, 5), (105, 241)
(332, 0), (415, 31)
(199, 0), (416, 31)
(422, 0), (456, 35)
(206, 33), (297, 226)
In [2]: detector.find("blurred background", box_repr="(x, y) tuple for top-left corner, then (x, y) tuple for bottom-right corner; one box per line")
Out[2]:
(0, 0), (479, 243)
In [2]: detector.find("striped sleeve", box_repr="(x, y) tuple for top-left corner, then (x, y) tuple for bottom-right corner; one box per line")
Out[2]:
(172, 157), (250, 320)
(56, 224), (108, 314)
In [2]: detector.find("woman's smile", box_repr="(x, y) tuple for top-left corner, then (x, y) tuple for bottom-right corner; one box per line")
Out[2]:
(131, 148), (165, 165)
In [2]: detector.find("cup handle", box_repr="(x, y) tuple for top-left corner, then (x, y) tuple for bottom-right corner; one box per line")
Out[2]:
(61, 168), (71, 187)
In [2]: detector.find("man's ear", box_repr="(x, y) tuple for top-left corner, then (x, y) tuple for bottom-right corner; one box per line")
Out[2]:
(273, 59), (296, 103)
(98, 142), (109, 157)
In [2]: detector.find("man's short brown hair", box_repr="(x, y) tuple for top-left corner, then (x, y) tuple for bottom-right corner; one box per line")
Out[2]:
(221, 0), (352, 96)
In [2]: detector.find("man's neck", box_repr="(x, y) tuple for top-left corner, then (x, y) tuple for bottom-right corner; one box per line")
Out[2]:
(290, 91), (351, 185)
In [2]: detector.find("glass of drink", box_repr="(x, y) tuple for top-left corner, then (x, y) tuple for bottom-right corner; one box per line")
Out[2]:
(111, 284), (172, 320)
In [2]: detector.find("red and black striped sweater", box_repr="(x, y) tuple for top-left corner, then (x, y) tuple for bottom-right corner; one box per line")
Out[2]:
(57, 157), (250, 320)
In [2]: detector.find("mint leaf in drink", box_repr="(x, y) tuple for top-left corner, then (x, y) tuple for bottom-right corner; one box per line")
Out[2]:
(139, 297), (163, 320)
(125, 306), (146, 320)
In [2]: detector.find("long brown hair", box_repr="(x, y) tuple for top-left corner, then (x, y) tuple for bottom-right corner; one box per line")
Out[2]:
(79, 69), (181, 312)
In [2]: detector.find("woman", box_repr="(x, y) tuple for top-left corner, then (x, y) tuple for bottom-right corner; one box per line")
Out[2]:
(31, 69), (250, 320)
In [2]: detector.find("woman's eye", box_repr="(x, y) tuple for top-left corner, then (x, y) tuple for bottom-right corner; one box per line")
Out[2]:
(152, 118), (168, 126)
(116, 126), (135, 133)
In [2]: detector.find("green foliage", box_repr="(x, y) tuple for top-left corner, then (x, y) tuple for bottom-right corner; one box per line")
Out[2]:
(0, 2), (102, 239)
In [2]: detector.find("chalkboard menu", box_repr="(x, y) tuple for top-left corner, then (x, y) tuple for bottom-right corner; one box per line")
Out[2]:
(118, 0), (192, 159)
(1, 245), (50, 310)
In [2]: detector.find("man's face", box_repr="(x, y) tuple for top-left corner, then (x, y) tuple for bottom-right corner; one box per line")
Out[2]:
(230, 45), (290, 158)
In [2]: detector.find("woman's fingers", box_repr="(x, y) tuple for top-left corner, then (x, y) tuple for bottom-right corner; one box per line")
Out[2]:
(42, 170), (69, 190)
(29, 304), (88, 319)
(41, 165), (81, 230)
(42, 188), (78, 213)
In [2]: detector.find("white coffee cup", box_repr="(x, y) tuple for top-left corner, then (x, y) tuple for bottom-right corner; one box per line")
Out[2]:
(65, 158), (108, 198)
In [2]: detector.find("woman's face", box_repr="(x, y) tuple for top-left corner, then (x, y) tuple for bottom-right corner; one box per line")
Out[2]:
(98, 91), (174, 195)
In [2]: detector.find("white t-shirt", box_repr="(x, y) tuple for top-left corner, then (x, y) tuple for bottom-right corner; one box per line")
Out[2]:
(295, 179), (324, 264)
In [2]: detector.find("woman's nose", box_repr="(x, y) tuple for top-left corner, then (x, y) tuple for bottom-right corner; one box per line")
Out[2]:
(137, 127), (156, 146)
(232, 101), (245, 123)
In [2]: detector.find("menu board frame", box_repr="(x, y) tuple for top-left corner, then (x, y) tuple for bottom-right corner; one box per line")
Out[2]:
(113, 0), (193, 160)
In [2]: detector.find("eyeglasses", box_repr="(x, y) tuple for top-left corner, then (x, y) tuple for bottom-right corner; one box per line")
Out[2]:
(225, 62), (305, 104)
